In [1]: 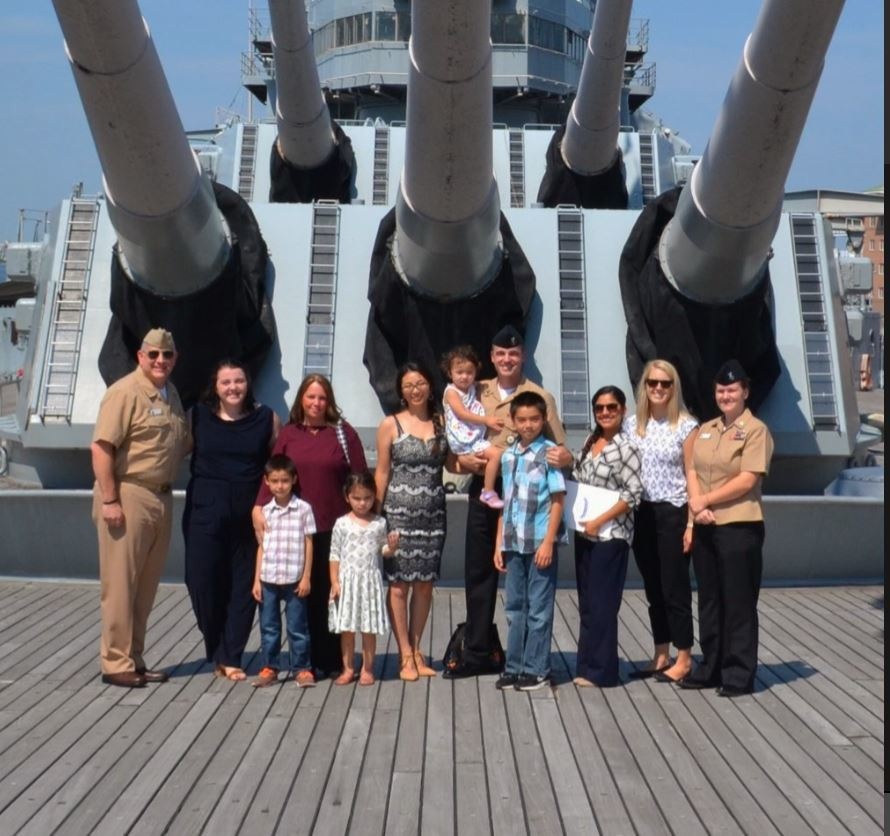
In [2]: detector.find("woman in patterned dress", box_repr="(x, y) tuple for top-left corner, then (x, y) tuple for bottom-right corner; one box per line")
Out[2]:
(375, 363), (449, 681)
(626, 360), (699, 683)
(572, 386), (643, 687)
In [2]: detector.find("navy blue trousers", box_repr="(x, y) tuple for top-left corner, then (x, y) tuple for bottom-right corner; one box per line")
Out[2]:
(183, 479), (257, 669)
(574, 536), (629, 686)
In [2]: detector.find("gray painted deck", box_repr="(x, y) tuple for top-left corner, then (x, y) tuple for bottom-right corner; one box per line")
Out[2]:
(0, 582), (882, 835)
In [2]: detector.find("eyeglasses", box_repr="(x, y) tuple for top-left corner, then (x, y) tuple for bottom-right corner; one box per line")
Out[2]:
(401, 381), (429, 391)
(144, 350), (175, 360)
(645, 378), (673, 390)
(593, 403), (620, 414)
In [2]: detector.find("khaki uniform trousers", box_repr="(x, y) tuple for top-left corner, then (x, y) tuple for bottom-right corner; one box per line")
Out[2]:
(93, 481), (173, 674)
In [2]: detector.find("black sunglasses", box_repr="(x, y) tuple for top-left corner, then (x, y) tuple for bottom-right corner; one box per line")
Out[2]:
(645, 378), (673, 390)
(593, 403), (621, 414)
(145, 350), (175, 360)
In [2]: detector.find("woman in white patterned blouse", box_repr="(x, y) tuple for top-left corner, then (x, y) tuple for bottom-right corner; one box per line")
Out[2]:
(625, 359), (698, 684)
(572, 386), (643, 687)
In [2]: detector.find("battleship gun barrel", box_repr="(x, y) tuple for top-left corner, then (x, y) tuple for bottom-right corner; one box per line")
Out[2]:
(659, 0), (844, 304)
(52, 0), (230, 298)
(268, 0), (336, 169)
(392, 0), (502, 300)
(561, 0), (632, 175)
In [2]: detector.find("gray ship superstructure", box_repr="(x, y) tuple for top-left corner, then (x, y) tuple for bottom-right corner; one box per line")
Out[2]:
(0, 0), (881, 580)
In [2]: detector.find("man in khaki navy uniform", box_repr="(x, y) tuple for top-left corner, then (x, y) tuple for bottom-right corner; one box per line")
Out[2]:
(682, 359), (774, 697)
(91, 328), (191, 687)
(444, 324), (573, 678)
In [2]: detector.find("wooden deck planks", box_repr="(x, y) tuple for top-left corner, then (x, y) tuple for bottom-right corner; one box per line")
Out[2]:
(0, 580), (881, 835)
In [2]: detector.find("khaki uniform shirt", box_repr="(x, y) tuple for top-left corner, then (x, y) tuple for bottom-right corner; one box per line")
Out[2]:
(476, 376), (567, 448)
(92, 368), (191, 487)
(692, 408), (773, 524)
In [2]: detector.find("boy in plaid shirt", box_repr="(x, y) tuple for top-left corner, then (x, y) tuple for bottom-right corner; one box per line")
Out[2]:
(252, 454), (317, 687)
(493, 391), (566, 691)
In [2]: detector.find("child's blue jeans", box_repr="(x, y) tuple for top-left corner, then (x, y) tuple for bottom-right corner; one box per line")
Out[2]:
(503, 549), (558, 678)
(259, 581), (311, 672)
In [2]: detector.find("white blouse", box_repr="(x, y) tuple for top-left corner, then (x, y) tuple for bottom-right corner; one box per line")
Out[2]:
(625, 414), (698, 507)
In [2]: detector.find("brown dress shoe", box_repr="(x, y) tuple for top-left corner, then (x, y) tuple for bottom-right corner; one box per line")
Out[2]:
(136, 668), (169, 683)
(101, 671), (147, 688)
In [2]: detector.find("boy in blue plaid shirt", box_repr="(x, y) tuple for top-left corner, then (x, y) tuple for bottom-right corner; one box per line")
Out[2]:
(493, 391), (566, 691)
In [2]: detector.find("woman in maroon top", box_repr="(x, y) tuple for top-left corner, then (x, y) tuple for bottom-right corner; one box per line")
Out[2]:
(254, 374), (367, 675)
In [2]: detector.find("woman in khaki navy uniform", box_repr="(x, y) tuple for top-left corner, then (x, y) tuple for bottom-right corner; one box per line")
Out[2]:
(91, 328), (191, 688)
(679, 359), (773, 697)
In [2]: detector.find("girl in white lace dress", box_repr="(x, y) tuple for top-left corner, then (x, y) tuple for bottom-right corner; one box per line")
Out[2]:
(329, 471), (396, 685)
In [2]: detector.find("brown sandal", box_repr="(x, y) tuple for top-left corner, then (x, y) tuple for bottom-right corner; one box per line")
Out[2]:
(413, 651), (436, 677)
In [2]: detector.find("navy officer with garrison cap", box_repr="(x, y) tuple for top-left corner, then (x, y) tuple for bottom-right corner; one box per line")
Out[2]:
(91, 328), (191, 687)
(444, 325), (573, 678)
(682, 359), (773, 697)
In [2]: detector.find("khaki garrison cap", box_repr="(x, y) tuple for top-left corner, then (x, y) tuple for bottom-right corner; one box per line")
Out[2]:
(142, 328), (176, 351)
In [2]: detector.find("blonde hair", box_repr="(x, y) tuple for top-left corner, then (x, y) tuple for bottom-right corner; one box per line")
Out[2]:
(633, 359), (691, 436)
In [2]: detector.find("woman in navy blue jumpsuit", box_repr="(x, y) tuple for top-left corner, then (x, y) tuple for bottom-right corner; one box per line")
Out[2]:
(183, 361), (279, 680)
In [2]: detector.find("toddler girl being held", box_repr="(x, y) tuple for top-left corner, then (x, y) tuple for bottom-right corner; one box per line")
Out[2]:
(329, 471), (394, 685)
(441, 345), (505, 509)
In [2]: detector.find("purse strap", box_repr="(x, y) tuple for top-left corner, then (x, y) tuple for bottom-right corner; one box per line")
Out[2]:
(335, 421), (351, 467)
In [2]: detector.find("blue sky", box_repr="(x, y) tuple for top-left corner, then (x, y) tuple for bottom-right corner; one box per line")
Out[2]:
(0, 1), (883, 243)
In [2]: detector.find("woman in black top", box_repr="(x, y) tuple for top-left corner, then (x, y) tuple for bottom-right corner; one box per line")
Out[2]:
(183, 360), (280, 680)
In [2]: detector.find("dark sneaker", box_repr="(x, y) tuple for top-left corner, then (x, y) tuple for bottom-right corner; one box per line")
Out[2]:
(495, 673), (519, 690)
(515, 675), (550, 691)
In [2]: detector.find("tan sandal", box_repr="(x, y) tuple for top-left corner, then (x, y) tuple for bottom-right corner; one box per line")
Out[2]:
(333, 670), (357, 685)
(358, 670), (375, 686)
(399, 654), (419, 681)
(413, 651), (436, 677)
(216, 664), (247, 682)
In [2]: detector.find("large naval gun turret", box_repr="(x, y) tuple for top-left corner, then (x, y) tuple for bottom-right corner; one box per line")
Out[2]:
(0, 0), (881, 581)
(51, 0), (275, 405)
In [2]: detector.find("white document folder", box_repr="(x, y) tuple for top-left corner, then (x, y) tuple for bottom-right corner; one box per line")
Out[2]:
(563, 479), (621, 538)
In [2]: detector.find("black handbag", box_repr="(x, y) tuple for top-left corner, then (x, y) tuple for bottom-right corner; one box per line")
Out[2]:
(442, 621), (505, 674)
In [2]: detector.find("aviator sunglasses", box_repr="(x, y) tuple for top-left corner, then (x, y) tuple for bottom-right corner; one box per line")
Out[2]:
(645, 378), (673, 390)
(593, 403), (621, 414)
(145, 350), (175, 360)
